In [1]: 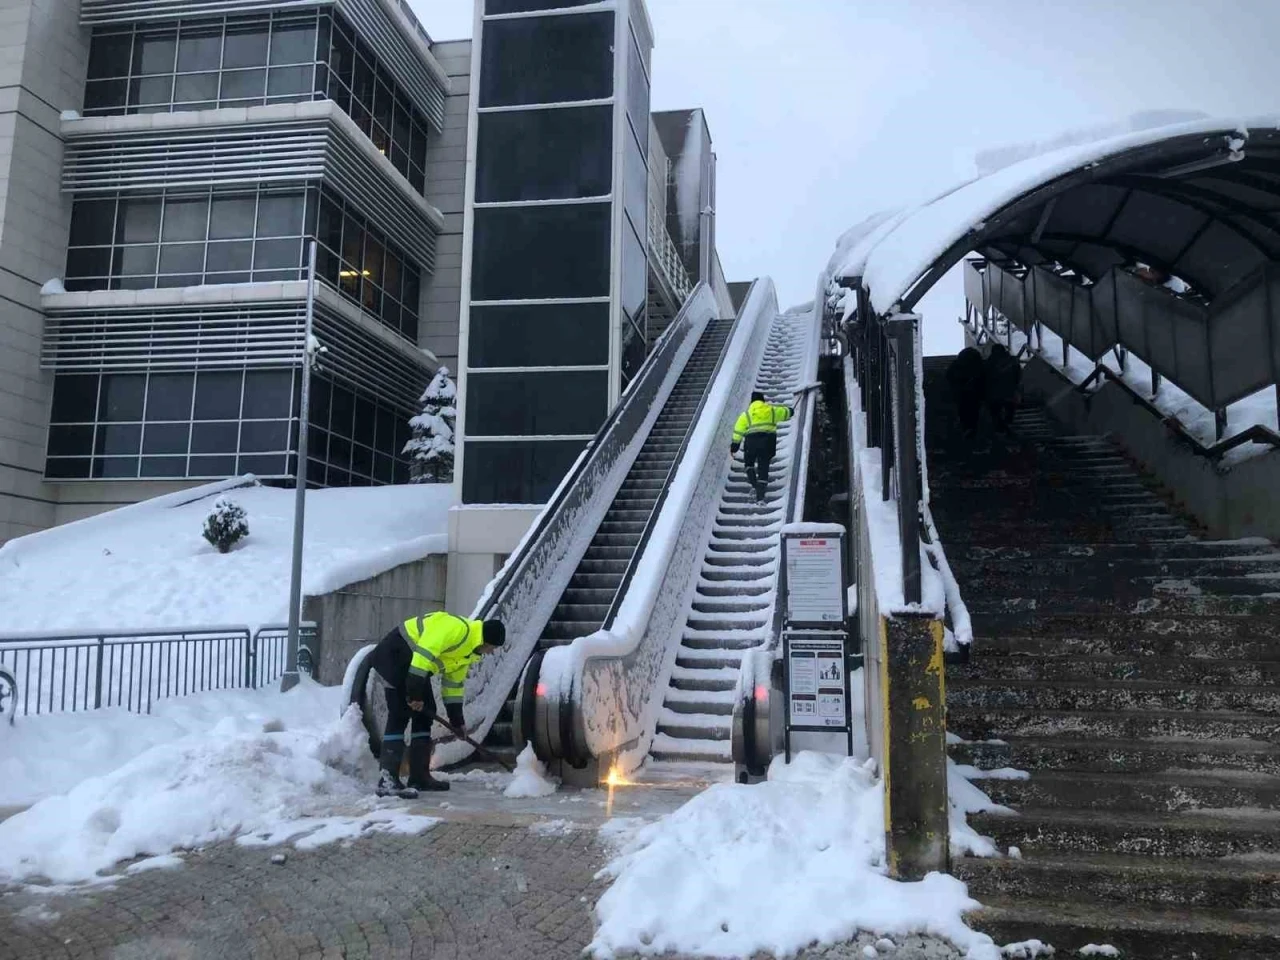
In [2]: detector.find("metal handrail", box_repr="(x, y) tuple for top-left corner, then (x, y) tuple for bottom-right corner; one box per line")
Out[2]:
(601, 288), (752, 629)
(473, 282), (712, 622)
(648, 195), (692, 304)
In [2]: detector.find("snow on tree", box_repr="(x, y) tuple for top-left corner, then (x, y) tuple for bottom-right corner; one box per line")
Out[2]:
(404, 367), (456, 484)
(202, 498), (249, 553)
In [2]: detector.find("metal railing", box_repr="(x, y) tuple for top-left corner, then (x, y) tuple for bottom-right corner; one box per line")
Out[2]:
(0, 622), (316, 718)
(648, 194), (693, 306)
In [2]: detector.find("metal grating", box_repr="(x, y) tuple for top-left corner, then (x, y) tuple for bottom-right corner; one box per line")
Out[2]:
(63, 114), (439, 273)
(42, 294), (430, 414)
(78, 0), (447, 130)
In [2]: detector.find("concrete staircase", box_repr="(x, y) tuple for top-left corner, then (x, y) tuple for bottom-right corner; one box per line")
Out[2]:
(647, 312), (807, 768)
(923, 355), (1280, 958)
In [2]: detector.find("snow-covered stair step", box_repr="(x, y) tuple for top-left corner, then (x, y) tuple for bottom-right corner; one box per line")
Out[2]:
(650, 734), (732, 762)
(675, 647), (748, 666)
(671, 664), (741, 684)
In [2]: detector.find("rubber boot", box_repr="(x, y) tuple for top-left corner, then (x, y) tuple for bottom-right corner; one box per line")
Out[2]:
(375, 738), (419, 799)
(744, 461), (757, 496)
(407, 736), (450, 792)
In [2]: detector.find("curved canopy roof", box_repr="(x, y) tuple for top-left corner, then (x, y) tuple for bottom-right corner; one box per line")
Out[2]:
(831, 115), (1280, 315)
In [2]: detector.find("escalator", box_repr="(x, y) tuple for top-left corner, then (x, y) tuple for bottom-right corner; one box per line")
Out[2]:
(484, 317), (737, 753)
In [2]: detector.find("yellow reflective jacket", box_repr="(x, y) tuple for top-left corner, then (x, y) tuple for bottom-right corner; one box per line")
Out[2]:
(732, 400), (793, 445)
(399, 612), (484, 704)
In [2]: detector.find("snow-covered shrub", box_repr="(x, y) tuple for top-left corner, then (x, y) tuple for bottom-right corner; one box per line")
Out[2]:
(202, 498), (249, 553)
(403, 366), (456, 484)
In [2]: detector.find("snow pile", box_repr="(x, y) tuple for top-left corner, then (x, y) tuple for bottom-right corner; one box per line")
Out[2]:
(1, 679), (346, 808)
(0, 688), (435, 887)
(0, 482), (451, 634)
(503, 743), (559, 799)
(591, 751), (1003, 960)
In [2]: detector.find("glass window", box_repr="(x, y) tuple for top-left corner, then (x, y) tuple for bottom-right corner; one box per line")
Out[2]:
(463, 439), (585, 504)
(330, 385), (355, 437)
(269, 22), (316, 65)
(84, 79), (128, 113)
(117, 199), (161, 244)
(52, 375), (100, 422)
(88, 31), (133, 79)
(623, 129), (647, 239)
(267, 65), (312, 98)
(480, 12), (614, 108)
(476, 106), (612, 203)
(308, 375), (331, 428)
(210, 195), (257, 240)
(622, 216), (646, 321)
(141, 456), (188, 478)
(240, 421), (288, 452)
(99, 374), (145, 422)
(46, 458), (92, 479)
(257, 193), (301, 236)
(177, 27), (222, 72)
(145, 373), (194, 420)
(70, 200), (117, 247)
(626, 30), (649, 154)
(94, 457), (140, 479)
(194, 370), (243, 420)
(142, 422), (190, 455)
(116, 245), (158, 281)
(174, 72), (218, 106)
(223, 23), (269, 69)
(466, 370), (606, 437)
(220, 68), (265, 101)
(254, 238), (301, 272)
(472, 203), (611, 301)
(239, 454), (287, 476)
(65, 248), (112, 286)
(242, 369), (294, 419)
(329, 435), (352, 469)
(159, 242), (205, 277)
(162, 197), (209, 241)
(48, 425), (95, 457)
(190, 422), (238, 454)
(189, 455), (236, 476)
(130, 75), (174, 107)
(206, 240), (253, 275)
(132, 30), (176, 75)
(485, 0), (599, 12)
(96, 423), (142, 457)
(470, 302), (610, 368)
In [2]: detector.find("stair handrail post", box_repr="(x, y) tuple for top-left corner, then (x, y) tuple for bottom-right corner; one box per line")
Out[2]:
(884, 311), (922, 606)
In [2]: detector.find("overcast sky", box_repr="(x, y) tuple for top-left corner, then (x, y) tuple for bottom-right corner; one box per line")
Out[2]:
(413, 0), (1280, 353)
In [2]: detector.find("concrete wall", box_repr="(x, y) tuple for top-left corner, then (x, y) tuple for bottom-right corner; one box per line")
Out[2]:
(0, 0), (88, 544)
(304, 553), (448, 684)
(420, 38), (471, 374)
(445, 504), (536, 615)
(1023, 355), (1280, 541)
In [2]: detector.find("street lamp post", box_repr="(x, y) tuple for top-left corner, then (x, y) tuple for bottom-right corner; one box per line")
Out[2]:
(281, 240), (318, 693)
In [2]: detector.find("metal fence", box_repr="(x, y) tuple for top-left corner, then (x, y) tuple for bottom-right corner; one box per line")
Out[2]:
(0, 623), (316, 718)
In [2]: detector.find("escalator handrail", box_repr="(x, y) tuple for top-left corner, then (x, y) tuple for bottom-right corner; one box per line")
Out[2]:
(472, 281), (710, 622)
(601, 283), (757, 629)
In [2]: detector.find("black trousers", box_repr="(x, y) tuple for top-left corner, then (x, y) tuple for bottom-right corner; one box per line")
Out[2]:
(371, 628), (435, 761)
(743, 432), (777, 497)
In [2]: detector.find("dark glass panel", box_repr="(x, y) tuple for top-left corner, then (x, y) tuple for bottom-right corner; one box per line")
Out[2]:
(402, 266), (420, 312)
(351, 443), (372, 478)
(485, 0), (598, 12)
(239, 420), (288, 452)
(141, 456), (187, 478)
(238, 454), (287, 476)
(254, 238), (302, 271)
(173, 72), (218, 105)
(129, 75), (173, 107)
(466, 370), (606, 437)
(117, 198), (162, 243)
(51, 373), (99, 422)
(193, 370), (243, 420)
(162, 198), (209, 241)
(98, 374), (145, 422)
(190, 421), (238, 453)
(353, 397), (375, 446)
(159, 242), (205, 276)
(47, 424), (94, 457)
(374, 407), (394, 451)
(392, 460), (409, 484)
(469, 302), (609, 367)
(623, 129), (647, 242)
(116, 245), (158, 278)
(242, 369), (294, 419)
(70, 199), (117, 247)
(626, 30), (649, 154)
(327, 466), (351, 487)
(257, 193), (302, 236)
(189, 454), (236, 476)
(66, 247), (112, 281)
(471, 203), (611, 300)
(46, 457), (92, 479)
(316, 193), (342, 250)
(145, 372), (194, 420)
(373, 453), (392, 484)
(269, 22), (316, 65)
(622, 215), (646, 320)
(372, 77), (393, 131)
(476, 106), (611, 202)
(141, 422), (190, 455)
(223, 23), (269, 69)
(308, 376), (331, 428)
(479, 13), (614, 108)
(330, 384), (355, 437)
(177, 27), (222, 72)
(267, 65), (312, 98)
(307, 456), (327, 486)
(88, 30), (133, 79)
(95, 423), (142, 456)
(341, 212), (364, 264)
(620, 313), (646, 386)
(93, 456), (140, 479)
(84, 79), (128, 113)
(132, 30), (176, 75)
(210, 195), (257, 240)
(206, 240), (253, 273)
(462, 439), (585, 504)
(220, 68), (266, 101)
(328, 435), (352, 469)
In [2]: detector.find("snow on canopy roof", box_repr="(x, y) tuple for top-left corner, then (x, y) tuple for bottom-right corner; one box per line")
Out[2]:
(832, 114), (1280, 316)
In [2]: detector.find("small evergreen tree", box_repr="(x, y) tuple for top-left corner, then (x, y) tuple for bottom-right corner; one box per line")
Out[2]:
(404, 367), (456, 484)
(203, 498), (249, 553)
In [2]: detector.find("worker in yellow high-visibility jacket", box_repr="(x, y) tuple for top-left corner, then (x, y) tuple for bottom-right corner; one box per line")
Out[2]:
(367, 611), (505, 797)
(731, 391), (794, 503)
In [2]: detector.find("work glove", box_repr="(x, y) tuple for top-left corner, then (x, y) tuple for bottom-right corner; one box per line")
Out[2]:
(446, 703), (465, 730)
(730, 442), (740, 455)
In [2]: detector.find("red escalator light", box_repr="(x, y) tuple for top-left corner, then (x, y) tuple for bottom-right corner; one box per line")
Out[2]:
(754, 685), (768, 701)
(535, 682), (548, 698)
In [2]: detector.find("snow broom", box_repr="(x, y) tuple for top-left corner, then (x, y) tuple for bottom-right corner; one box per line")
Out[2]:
(429, 713), (516, 772)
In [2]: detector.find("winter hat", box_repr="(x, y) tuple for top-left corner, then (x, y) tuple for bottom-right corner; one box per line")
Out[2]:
(751, 390), (766, 402)
(482, 619), (506, 647)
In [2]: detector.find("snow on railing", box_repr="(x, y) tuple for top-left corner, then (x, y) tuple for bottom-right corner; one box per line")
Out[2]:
(648, 193), (692, 305)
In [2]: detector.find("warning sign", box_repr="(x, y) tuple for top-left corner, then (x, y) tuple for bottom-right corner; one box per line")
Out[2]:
(784, 535), (845, 626)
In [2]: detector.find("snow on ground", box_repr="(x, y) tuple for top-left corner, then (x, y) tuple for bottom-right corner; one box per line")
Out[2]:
(591, 751), (1007, 960)
(1, 680), (346, 808)
(0, 481), (452, 634)
(0, 680), (439, 889)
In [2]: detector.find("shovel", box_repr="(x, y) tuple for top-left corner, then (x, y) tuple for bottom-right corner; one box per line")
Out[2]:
(428, 713), (516, 772)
